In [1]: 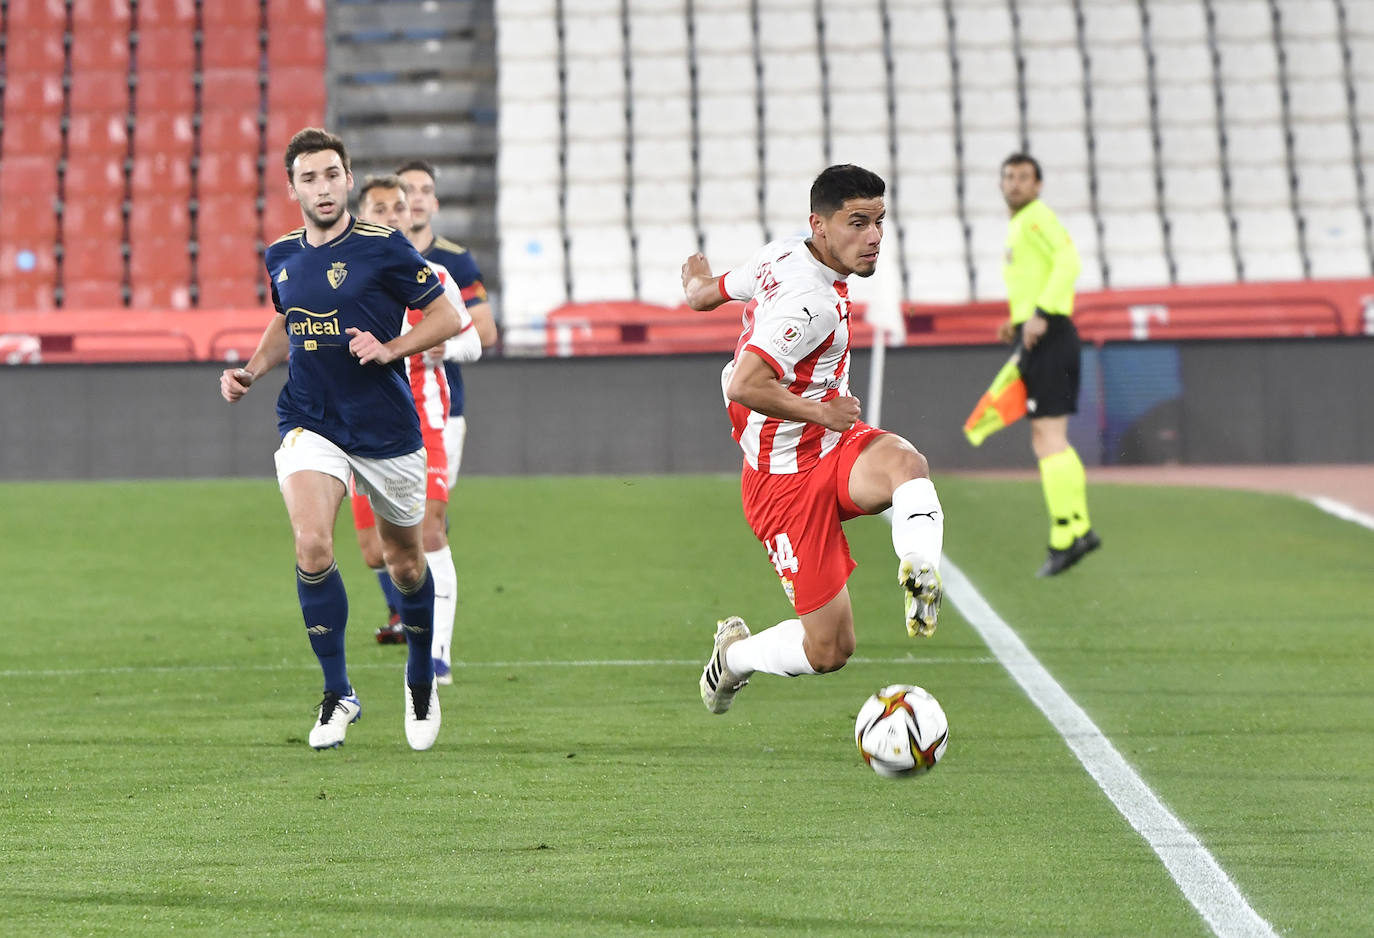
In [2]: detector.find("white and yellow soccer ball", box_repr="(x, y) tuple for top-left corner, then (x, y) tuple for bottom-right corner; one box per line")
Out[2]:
(855, 684), (949, 778)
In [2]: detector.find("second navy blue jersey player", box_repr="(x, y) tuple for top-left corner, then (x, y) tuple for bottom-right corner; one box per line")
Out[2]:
(266, 215), (444, 459)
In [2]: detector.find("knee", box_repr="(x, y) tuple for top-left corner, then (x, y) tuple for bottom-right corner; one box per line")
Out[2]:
(889, 439), (929, 487)
(805, 633), (856, 674)
(294, 529), (334, 571)
(387, 551), (426, 591)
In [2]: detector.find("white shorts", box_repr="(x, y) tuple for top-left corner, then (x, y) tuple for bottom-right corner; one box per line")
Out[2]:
(274, 427), (427, 527)
(443, 414), (467, 489)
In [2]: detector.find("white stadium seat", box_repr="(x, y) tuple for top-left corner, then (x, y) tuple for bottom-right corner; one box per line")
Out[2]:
(1210, 0), (1272, 42)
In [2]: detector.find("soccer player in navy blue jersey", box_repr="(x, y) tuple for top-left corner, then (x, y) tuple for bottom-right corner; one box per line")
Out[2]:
(219, 128), (463, 751)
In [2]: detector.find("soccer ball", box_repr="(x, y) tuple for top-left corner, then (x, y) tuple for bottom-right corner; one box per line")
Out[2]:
(855, 684), (949, 778)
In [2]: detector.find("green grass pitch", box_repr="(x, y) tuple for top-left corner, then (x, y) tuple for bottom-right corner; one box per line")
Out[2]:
(1, 475), (1371, 936)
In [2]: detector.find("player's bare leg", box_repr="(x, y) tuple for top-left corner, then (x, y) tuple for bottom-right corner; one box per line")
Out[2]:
(848, 435), (945, 637)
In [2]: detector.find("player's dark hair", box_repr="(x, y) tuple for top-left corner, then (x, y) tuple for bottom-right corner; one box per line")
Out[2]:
(1001, 152), (1043, 181)
(358, 173), (407, 205)
(810, 164), (885, 216)
(395, 158), (438, 182)
(284, 127), (350, 182)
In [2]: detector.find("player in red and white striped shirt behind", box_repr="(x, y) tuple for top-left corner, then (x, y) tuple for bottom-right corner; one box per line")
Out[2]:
(682, 164), (946, 715)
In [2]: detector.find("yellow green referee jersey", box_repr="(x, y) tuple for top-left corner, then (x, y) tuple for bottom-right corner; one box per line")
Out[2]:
(1003, 199), (1081, 325)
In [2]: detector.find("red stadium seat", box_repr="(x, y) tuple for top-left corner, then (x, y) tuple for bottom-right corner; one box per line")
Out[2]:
(63, 155), (126, 198)
(197, 231), (261, 281)
(70, 70), (133, 115)
(62, 279), (125, 308)
(0, 196), (59, 243)
(1, 73), (66, 117)
(130, 279), (192, 309)
(197, 195), (260, 243)
(128, 196), (191, 245)
(266, 24), (326, 68)
(197, 152), (260, 197)
(134, 25), (195, 70)
(199, 111), (262, 155)
(8, 0), (67, 29)
(60, 236), (126, 282)
(267, 0), (325, 28)
(69, 27), (132, 72)
(0, 280), (58, 310)
(130, 152), (193, 197)
(262, 196), (304, 242)
(267, 67), (327, 115)
(132, 111), (195, 161)
(4, 33), (66, 72)
(198, 277), (263, 308)
(134, 69), (197, 114)
(201, 28), (262, 70)
(0, 114), (64, 159)
(202, 3), (261, 28)
(67, 113), (131, 157)
(129, 234), (191, 295)
(201, 68), (264, 115)
(71, 0), (132, 28)
(61, 198), (125, 241)
(1, 157), (59, 198)
(1, 242), (58, 277)
(136, 0), (195, 26)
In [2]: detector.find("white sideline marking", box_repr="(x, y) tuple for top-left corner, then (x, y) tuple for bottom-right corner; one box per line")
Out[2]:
(0, 655), (994, 680)
(943, 559), (1279, 938)
(1306, 495), (1374, 532)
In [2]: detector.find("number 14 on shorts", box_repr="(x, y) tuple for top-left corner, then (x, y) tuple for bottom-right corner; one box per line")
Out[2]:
(767, 533), (800, 576)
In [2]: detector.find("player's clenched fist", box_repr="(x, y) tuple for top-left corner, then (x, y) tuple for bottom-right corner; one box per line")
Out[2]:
(220, 367), (254, 402)
(820, 394), (861, 431)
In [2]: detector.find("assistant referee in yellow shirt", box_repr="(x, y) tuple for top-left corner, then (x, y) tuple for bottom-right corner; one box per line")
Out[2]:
(997, 152), (1101, 577)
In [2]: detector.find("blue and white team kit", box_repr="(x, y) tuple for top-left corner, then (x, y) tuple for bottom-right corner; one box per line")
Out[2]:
(265, 215), (445, 523)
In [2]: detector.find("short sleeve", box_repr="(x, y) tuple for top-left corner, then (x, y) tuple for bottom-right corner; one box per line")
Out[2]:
(381, 233), (445, 309)
(720, 257), (758, 302)
(743, 288), (840, 377)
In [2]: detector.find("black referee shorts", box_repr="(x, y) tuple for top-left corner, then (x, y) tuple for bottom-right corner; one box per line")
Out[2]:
(1016, 313), (1081, 418)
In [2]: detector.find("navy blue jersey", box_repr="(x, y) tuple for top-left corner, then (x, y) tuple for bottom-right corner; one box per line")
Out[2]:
(423, 235), (487, 418)
(265, 216), (445, 458)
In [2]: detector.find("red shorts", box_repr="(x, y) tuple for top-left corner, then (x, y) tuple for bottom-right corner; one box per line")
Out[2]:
(350, 425), (448, 530)
(740, 422), (888, 615)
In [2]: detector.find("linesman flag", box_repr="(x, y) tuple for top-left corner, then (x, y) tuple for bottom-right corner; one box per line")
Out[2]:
(963, 352), (1028, 446)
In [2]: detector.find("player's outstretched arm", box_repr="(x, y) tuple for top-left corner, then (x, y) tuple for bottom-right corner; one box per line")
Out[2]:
(682, 253), (729, 311)
(726, 350), (860, 432)
(221, 314), (288, 402)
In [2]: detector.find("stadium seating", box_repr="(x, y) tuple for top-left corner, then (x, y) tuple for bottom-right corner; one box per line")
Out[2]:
(492, 0), (1374, 337)
(0, 0), (325, 310)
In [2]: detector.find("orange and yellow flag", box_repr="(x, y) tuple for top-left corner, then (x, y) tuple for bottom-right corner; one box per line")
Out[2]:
(963, 352), (1028, 446)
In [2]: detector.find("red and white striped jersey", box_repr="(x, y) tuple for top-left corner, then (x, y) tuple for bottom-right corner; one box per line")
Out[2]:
(718, 236), (853, 474)
(401, 261), (473, 431)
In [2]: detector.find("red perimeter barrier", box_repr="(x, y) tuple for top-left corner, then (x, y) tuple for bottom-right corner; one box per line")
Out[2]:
(1, 278), (1371, 363)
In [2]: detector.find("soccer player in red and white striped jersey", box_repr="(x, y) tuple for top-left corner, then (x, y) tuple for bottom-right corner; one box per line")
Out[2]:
(682, 164), (947, 715)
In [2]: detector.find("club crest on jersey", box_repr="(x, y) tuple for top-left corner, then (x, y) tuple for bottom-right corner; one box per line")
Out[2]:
(326, 262), (348, 288)
(770, 320), (806, 355)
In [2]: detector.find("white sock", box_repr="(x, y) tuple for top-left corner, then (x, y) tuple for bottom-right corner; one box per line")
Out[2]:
(426, 546), (457, 664)
(891, 477), (944, 572)
(725, 618), (817, 677)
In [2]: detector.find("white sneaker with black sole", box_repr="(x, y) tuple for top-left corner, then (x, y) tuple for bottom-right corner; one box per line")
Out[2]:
(700, 616), (751, 714)
(309, 690), (361, 749)
(404, 679), (441, 750)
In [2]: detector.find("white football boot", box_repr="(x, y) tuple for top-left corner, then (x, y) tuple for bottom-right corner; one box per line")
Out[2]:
(404, 680), (442, 751)
(699, 616), (751, 714)
(309, 690), (361, 749)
